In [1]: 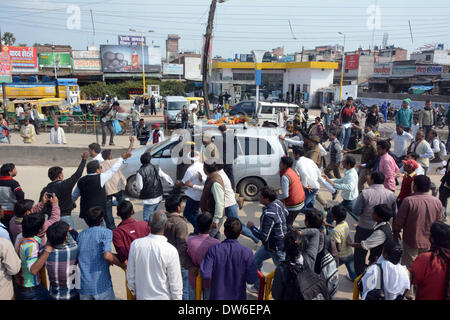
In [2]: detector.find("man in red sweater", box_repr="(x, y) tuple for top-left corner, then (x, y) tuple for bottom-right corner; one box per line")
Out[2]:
(397, 159), (418, 206)
(278, 156), (305, 227)
(113, 200), (150, 264)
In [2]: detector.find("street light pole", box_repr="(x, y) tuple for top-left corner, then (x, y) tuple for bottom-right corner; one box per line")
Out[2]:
(130, 29), (154, 97)
(338, 32), (346, 102)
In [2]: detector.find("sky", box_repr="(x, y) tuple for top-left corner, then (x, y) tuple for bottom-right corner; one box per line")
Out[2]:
(1, 0), (449, 59)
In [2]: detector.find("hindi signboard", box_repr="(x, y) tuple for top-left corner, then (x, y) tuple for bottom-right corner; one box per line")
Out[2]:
(345, 54), (359, 70)
(118, 35), (146, 46)
(39, 52), (72, 68)
(373, 63), (393, 77)
(0, 52), (12, 83)
(163, 63), (183, 75)
(1, 46), (38, 73)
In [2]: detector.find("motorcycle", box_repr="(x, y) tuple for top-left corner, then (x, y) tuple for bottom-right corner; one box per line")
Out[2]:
(436, 111), (447, 129)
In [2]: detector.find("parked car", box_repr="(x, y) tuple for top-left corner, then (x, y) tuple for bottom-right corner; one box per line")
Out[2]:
(120, 127), (287, 201)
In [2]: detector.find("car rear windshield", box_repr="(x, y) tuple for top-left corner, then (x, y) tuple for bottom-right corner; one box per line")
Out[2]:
(167, 101), (186, 110)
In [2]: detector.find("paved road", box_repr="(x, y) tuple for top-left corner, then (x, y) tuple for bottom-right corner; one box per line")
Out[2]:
(14, 161), (447, 301)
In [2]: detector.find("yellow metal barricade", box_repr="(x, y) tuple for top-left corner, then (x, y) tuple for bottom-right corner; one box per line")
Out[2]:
(264, 270), (275, 300)
(352, 274), (363, 300)
(122, 267), (133, 300)
(196, 274), (202, 300)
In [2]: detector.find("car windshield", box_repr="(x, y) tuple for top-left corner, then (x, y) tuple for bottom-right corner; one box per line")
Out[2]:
(167, 101), (186, 110)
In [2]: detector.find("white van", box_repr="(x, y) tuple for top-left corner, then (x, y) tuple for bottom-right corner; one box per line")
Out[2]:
(229, 100), (300, 126)
(163, 96), (189, 128)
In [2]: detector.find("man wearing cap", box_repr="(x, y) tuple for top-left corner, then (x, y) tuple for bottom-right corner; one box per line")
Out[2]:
(397, 159), (418, 206)
(149, 123), (165, 144)
(396, 99), (414, 133)
(344, 132), (378, 192)
(202, 132), (219, 164)
(388, 125), (414, 162)
(100, 101), (120, 146)
(175, 151), (206, 234)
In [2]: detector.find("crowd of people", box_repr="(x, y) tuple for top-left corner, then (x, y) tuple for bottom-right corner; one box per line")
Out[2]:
(0, 95), (449, 301)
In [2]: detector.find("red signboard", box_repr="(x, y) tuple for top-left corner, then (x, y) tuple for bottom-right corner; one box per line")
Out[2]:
(1, 46), (38, 73)
(345, 54), (360, 70)
(0, 52), (12, 83)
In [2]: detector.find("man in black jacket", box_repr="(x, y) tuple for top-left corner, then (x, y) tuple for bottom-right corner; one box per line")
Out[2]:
(40, 151), (89, 243)
(0, 163), (25, 231)
(439, 160), (450, 221)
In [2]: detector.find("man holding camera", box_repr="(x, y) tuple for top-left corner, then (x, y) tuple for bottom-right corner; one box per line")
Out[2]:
(100, 101), (120, 146)
(40, 151), (90, 244)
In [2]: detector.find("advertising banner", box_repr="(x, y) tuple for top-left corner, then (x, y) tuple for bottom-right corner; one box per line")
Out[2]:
(392, 65), (416, 77)
(39, 52), (72, 68)
(373, 63), (393, 77)
(73, 59), (101, 71)
(1, 46), (38, 73)
(118, 35), (146, 46)
(100, 45), (161, 73)
(415, 65), (443, 76)
(345, 54), (359, 70)
(163, 63), (183, 75)
(72, 50), (99, 59)
(0, 52), (12, 83)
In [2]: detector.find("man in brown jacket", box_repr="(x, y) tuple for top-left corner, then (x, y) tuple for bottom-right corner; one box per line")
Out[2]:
(344, 132), (378, 192)
(164, 195), (195, 300)
(393, 175), (443, 268)
(200, 162), (225, 240)
(305, 135), (322, 167)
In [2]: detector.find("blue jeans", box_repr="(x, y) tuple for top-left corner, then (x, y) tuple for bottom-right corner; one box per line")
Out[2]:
(339, 124), (352, 149)
(301, 188), (319, 212)
(254, 246), (285, 289)
(16, 283), (50, 300)
(182, 120), (188, 129)
(181, 267), (190, 300)
(104, 195), (116, 231)
(183, 197), (200, 234)
(143, 202), (161, 222)
(225, 204), (259, 244)
(80, 286), (115, 300)
(189, 283), (211, 300)
(60, 215), (75, 245)
(339, 254), (357, 281)
(132, 121), (138, 135)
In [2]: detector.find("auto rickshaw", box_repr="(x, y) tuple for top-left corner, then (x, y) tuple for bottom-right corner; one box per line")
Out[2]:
(31, 98), (72, 125)
(186, 97), (205, 116)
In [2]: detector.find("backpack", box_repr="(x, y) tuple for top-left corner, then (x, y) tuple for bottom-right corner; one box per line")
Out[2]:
(276, 261), (331, 300)
(358, 264), (385, 300)
(314, 234), (339, 297)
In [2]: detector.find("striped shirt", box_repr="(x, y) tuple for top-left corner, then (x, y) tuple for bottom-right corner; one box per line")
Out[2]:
(250, 199), (288, 252)
(332, 221), (353, 259)
(46, 243), (79, 300)
(77, 226), (113, 296)
(16, 236), (41, 288)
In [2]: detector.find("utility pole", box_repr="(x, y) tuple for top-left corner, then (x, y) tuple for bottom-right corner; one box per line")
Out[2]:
(202, 0), (218, 120)
(0, 28), (8, 120)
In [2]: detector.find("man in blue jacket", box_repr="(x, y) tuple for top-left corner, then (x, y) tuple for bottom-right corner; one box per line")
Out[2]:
(395, 98), (414, 133)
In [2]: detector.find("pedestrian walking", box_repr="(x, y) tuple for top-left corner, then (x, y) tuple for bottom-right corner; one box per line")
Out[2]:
(149, 123), (165, 144)
(49, 121), (67, 144)
(20, 118), (36, 144)
(100, 101), (120, 146)
(419, 100), (434, 140)
(396, 98), (414, 133)
(339, 97), (356, 150)
(388, 125), (414, 161)
(136, 119), (150, 145)
(150, 95), (157, 116)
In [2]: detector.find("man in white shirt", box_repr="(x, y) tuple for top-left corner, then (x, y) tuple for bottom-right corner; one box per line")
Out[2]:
(49, 122), (67, 144)
(388, 125), (413, 161)
(88, 142), (104, 163)
(277, 108), (286, 128)
(136, 152), (174, 222)
(175, 151), (206, 234)
(409, 129), (434, 175)
(127, 210), (182, 300)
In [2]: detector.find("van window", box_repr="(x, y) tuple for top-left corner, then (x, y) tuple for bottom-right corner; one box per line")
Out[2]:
(243, 137), (273, 155)
(167, 101), (186, 110)
(153, 141), (179, 158)
(261, 106), (272, 114)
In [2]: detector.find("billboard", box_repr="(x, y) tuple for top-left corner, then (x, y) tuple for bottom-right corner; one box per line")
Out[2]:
(0, 52), (12, 83)
(100, 45), (161, 73)
(1, 46), (38, 73)
(392, 65), (416, 77)
(415, 65), (443, 76)
(373, 63), (393, 77)
(345, 54), (359, 70)
(163, 63), (183, 75)
(39, 52), (72, 68)
(118, 35), (146, 46)
(72, 50), (101, 71)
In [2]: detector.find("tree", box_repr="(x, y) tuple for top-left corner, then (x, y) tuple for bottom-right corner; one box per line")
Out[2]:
(1, 32), (16, 46)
